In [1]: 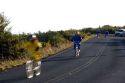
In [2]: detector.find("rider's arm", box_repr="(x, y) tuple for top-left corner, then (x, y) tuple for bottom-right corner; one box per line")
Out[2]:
(79, 35), (82, 42)
(71, 36), (75, 42)
(35, 42), (42, 51)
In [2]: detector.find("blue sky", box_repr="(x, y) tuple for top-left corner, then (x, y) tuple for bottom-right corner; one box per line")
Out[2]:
(0, 0), (125, 33)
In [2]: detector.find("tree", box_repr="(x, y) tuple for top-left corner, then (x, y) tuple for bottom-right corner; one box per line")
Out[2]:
(0, 13), (24, 59)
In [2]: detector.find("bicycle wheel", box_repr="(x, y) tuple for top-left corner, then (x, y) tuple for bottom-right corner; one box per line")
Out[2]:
(75, 46), (79, 57)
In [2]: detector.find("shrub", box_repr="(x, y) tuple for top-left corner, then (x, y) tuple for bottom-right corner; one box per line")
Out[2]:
(0, 13), (24, 59)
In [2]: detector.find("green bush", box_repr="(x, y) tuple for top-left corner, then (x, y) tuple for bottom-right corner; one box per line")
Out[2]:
(0, 13), (25, 59)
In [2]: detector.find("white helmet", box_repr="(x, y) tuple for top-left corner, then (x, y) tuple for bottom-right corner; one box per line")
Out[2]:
(76, 31), (80, 35)
(32, 34), (36, 38)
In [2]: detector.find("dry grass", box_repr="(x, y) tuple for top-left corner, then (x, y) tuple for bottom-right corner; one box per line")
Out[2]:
(41, 42), (72, 58)
(0, 57), (28, 71)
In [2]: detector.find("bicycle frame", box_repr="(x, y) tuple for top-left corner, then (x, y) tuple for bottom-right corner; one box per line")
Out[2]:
(75, 43), (80, 57)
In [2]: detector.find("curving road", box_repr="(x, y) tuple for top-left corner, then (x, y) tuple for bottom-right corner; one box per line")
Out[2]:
(1, 35), (125, 83)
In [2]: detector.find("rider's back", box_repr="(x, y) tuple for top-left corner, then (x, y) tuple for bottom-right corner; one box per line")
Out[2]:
(71, 34), (82, 43)
(23, 40), (42, 61)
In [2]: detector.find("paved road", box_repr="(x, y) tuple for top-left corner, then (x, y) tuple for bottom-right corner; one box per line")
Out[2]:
(1, 36), (125, 83)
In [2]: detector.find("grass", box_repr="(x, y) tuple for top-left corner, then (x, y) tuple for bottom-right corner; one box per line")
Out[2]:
(0, 57), (28, 71)
(0, 35), (94, 72)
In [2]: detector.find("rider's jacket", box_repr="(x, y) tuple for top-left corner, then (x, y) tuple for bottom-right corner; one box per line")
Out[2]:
(71, 34), (82, 43)
(105, 31), (109, 35)
(23, 40), (42, 61)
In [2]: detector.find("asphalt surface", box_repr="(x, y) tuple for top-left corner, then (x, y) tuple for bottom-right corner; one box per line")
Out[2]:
(1, 35), (125, 83)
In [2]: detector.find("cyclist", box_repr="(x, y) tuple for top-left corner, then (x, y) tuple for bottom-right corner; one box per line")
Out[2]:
(71, 31), (82, 54)
(23, 34), (42, 78)
(105, 31), (109, 38)
(96, 30), (100, 38)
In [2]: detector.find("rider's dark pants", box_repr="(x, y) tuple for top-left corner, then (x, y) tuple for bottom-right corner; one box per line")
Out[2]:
(105, 34), (108, 38)
(74, 43), (80, 50)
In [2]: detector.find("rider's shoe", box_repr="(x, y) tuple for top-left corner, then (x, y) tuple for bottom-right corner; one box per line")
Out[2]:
(36, 72), (40, 76)
(77, 53), (79, 56)
(27, 74), (33, 79)
(79, 50), (80, 52)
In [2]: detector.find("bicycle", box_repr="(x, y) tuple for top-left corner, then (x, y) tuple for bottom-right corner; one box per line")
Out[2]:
(74, 43), (80, 57)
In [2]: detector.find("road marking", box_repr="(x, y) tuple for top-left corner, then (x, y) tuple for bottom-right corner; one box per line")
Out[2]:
(45, 39), (108, 83)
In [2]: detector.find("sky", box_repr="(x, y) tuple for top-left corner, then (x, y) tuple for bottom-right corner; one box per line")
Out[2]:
(0, 0), (125, 34)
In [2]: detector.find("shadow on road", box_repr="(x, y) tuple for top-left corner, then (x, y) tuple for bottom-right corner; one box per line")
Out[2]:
(85, 38), (125, 46)
(116, 55), (125, 57)
(42, 56), (76, 62)
(112, 48), (125, 51)
(0, 74), (26, 83)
